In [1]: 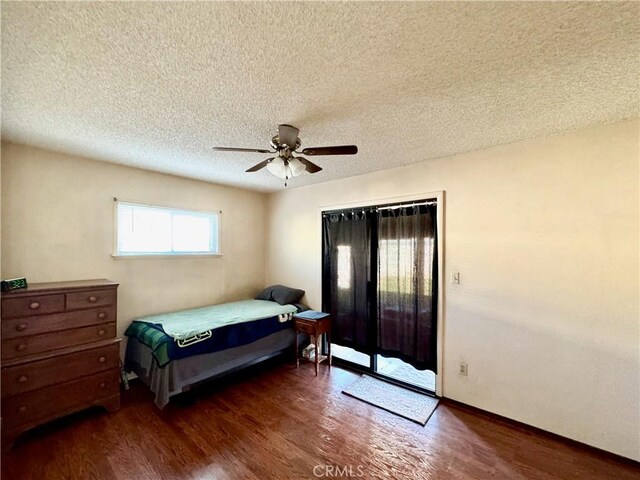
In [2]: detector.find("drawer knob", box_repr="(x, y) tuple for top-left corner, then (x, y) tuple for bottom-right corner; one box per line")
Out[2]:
(17, 375), (28, 384)
(18, 406), (27, 413)
(16, 323), (28, 332)
(98, 329), (106, 336)
(97, 312), (106, 320)
(29, 302), (40, 310)
(88, 296), (98, 303)
(98, 356), (106, 363)
(16, 343), (27, 352)
(99, 382), (107, 388)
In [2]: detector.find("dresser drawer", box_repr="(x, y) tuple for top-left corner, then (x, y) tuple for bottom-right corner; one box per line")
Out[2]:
(2, 323), (116, 360)
(1, 294), (65, 319)
(1, 342), (120, 398)
(66, 288), (116, 310)
(2, 368), (119, 431)
(1, 307), (116, 339)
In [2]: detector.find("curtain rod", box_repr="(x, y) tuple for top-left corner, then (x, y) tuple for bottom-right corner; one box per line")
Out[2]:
(322, 199), (437, 215)
(377, 200), (437, 211)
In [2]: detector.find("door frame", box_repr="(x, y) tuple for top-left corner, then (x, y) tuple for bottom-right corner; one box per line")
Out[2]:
(318, 190), (445, 397)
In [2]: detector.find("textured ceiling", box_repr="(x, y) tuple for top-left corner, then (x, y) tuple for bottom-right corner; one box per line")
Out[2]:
(2, 2), (639, 192)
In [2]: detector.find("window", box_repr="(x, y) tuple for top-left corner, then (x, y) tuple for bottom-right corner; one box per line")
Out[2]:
(378, 238), (434, 295)
(337, 245), (352, 289)
(114, 201), (220, 256)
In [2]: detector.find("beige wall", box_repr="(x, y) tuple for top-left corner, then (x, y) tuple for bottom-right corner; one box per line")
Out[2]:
(265, 119), (640, 460)
(1, 142), (268, 352)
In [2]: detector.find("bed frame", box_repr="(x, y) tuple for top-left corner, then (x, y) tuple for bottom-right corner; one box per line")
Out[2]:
(125, 329), (296, 408)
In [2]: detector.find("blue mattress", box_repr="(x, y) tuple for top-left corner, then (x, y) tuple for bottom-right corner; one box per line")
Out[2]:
(125, 303), (307, 367)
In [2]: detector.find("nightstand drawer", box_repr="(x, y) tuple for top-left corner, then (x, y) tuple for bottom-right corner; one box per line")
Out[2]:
(295, 319), (316, 335)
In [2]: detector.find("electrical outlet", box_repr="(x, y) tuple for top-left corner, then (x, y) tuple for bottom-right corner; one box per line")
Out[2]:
(458, 362), (468, 376)
(451, 272), (460, 284)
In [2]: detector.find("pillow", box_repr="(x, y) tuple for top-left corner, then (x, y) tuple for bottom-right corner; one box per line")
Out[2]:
(255, 285), (305, 305)
(293, 303), (310, 313)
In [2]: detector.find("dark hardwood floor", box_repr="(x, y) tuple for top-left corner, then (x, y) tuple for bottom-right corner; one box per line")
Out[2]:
(2, 358), (638, 479)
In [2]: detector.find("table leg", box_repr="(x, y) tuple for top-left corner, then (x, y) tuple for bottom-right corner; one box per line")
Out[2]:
(327, 331), (331, 368)
(314, 333), (319, 376)
(295, 331), (299, 368)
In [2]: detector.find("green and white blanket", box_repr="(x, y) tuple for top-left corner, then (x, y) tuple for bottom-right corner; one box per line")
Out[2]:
(132, 299), (297, 340)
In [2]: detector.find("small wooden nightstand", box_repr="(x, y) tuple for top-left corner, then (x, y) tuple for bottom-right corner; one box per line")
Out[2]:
(293, 312), (332, 376)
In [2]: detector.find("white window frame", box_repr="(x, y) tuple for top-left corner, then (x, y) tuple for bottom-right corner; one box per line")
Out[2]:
(112, 200), (222, 258)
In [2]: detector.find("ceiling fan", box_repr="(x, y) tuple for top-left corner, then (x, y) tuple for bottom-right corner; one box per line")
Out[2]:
(212, 124), (358, 186)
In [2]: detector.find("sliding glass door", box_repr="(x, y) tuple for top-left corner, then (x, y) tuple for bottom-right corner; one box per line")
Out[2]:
(322, 200), (438, 393)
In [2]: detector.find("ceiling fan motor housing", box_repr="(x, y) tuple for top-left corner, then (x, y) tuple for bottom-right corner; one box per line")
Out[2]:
(270, 134), (301, 154)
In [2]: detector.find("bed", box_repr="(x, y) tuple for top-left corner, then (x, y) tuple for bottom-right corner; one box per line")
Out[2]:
(124, 296), (305, 408)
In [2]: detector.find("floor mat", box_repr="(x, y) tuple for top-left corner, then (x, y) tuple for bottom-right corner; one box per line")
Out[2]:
(342, 375), (439, 425)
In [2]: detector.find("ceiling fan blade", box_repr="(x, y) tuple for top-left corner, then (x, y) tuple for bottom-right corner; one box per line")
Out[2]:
(213, 147), (274, 153)
(300, 145), (358, 156)
(245, 158), (274, 172)
(278, 124), (299, 148)
(296, 156), (323, 174)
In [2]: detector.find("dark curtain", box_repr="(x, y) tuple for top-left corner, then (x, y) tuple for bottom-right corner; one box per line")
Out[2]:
(322, 210), (373, 353)
(377, 204), (438, 371)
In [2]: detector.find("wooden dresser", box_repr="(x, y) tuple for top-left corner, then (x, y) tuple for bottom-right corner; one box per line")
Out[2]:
(1, 279), (120, 448)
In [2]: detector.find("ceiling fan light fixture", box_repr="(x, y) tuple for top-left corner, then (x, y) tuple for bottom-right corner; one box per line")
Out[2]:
(289, 157), (306, 177)
(267, 156), (306, 180)
(266, 156), (287, 178)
